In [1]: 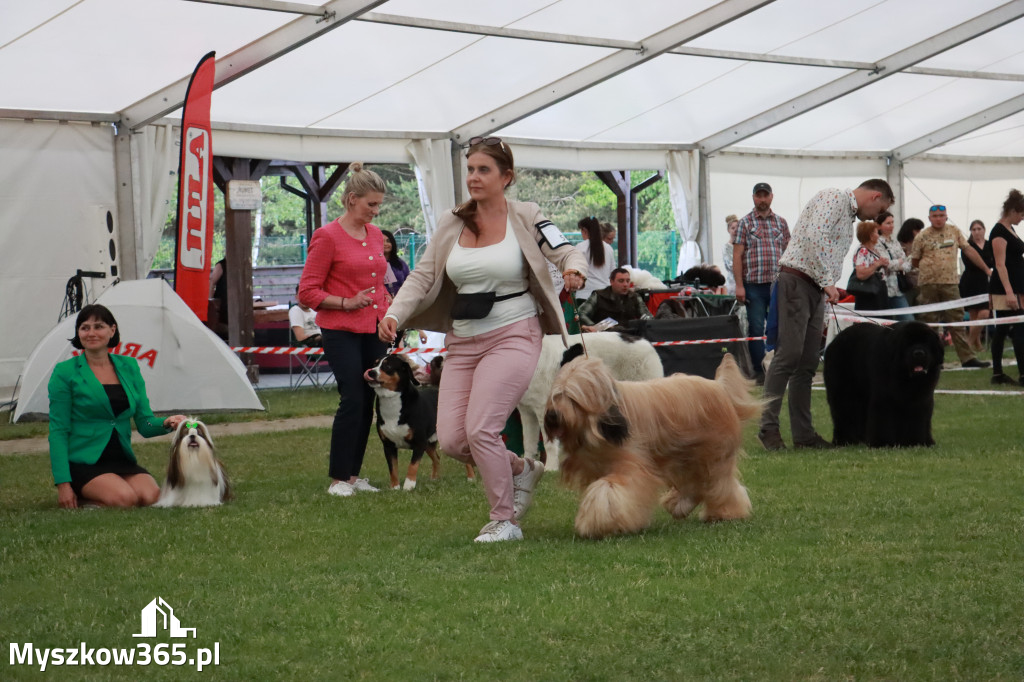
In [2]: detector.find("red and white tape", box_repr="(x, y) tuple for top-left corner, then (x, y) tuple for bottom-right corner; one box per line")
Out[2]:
(230, 337), (766, 356)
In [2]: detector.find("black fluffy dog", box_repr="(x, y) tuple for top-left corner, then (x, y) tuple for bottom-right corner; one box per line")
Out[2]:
(824, 321), (943, 447)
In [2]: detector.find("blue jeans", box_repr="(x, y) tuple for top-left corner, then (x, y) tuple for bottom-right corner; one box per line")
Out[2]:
(744, 282), (773, 375)
(320, 329), (387, 481)
(888, 294), (914, 322)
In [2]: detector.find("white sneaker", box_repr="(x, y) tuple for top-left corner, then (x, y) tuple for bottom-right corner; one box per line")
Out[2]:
(327, 480), (354, 497)
(352, 478), (379, 493)
(474, 520), (523, 543)
(513, 458), (545, 520)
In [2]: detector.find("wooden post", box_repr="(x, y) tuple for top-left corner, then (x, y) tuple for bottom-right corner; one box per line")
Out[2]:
(212, 156), (271, 381)
(595, 171), (631, 266)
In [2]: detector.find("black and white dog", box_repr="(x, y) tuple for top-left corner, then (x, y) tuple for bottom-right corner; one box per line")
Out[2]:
(365, 354), (474, 490)
(154, 419), (232, 507)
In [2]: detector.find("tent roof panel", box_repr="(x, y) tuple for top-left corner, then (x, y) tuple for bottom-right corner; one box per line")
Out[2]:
(689, 0), (1010, 63)
(3, 1), (1024, 158)
(742, 74), (1024, 151)
(312, 36), (611, 132)
(917, 18), (1024, 74)
(931, 109), (1024, 156)
(0, 0), (289, 112)
(496, 55), (745, 142)
(376, 0), (721, 41)
(501, 59), (848, 144)
(209, 22), (480, 128)
(375, 0), (562, 30)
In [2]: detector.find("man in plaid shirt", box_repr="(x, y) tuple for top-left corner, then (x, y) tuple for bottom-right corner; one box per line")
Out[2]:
(732, 182), (790, 383)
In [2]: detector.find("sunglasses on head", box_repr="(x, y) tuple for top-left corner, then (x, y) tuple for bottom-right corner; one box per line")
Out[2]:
(466, 136), (504, 149)
(930, 205), (946, 212)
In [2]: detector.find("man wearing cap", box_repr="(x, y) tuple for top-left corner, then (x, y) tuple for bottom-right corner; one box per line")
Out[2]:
(732, 182), (790, 383)
(758, 179), (894, 451)
(910, 205), (992, 368)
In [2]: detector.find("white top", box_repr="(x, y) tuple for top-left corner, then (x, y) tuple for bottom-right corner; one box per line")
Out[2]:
(445, 219), (537, 337)
(575, 240), (615, 300)
(722, 242), (736, 294)
(288, 305), (320, 337)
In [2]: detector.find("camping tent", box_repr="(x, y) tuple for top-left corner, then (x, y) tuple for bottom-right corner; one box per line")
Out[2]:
(4, 0), (1024, 388)
(13, 279), (264, 421)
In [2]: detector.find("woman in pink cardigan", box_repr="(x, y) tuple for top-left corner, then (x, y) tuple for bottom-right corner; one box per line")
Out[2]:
(298, 163), (391, 498)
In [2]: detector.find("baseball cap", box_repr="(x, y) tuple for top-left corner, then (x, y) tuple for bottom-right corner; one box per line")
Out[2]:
(753, 182), (772, 195)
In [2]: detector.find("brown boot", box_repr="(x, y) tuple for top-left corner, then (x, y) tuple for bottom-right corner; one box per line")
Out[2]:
(794, 433), (834, 449)
(757, 429), (787, 451)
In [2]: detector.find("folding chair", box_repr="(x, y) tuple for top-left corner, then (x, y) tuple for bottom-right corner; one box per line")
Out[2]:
(288, 314), (331, 390)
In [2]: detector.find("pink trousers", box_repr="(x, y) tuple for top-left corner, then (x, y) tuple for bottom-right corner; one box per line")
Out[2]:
(437, 316), (542, 521)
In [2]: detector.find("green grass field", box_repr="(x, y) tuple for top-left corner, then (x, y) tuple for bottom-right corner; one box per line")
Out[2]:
(1, 354), (1022, 681)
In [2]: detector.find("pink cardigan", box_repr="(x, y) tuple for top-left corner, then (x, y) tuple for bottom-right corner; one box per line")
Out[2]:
(297, 220), (391, 333)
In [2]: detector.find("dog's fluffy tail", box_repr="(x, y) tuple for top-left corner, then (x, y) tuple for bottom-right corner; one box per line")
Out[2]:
(715, 353), (762, 424)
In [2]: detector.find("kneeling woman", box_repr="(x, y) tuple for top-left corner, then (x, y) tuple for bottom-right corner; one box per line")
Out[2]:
(48, 305), (185, 508)
(379, 138), (587, 542)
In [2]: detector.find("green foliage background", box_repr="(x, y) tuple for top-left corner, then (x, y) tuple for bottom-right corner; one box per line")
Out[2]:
(152, 165), (679, 277)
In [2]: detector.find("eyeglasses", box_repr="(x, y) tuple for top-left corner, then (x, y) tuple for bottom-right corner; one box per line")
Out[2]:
(929, 205), (946, 212)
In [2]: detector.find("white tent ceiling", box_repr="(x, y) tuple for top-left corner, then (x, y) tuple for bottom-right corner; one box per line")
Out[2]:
(5, 0), (1024, 394)
(4, 0), (1024, 160)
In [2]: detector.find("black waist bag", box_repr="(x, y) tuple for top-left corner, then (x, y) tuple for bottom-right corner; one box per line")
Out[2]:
(451, 290), (528, 320)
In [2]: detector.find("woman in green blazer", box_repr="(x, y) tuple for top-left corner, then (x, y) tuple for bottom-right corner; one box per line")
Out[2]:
(48, 304), (185, 508)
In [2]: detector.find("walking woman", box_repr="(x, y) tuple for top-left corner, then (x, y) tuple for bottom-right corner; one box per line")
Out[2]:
(988, 190), (1024, 385)
(379, 138), (588, 542)
(299, 163), (391, 497)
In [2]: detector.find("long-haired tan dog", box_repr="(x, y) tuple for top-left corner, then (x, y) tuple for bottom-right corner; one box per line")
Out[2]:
(544, 353), (760, 539)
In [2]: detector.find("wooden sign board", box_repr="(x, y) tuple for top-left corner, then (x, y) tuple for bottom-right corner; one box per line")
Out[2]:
(227, 180), (262, 211)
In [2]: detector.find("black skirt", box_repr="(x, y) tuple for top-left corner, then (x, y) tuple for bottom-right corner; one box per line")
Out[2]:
(67, 431), (150, 496)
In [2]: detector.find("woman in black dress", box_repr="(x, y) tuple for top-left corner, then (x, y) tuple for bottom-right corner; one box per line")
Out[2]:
(959, 219), (993, 351)
(988, 191), (1024, 385)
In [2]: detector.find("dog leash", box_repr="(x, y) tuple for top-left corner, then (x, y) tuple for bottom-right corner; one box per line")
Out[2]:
(566, 295), (590, 358)
(829, 302), (884, 326)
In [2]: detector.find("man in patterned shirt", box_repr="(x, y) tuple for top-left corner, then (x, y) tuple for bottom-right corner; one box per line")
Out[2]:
(732, 182), (790, 383)
(758, 179), (894, 451)
(910, 205), (992, 368)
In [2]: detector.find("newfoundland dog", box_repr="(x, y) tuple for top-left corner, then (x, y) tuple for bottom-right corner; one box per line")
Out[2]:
(824, 321), (943, 447)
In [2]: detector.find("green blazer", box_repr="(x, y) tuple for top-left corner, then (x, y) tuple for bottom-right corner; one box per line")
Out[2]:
(47, 353), (170, 485)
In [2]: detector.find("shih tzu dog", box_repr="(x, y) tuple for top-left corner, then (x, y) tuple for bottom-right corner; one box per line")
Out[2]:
(154, 419), (232, 507)
(544, 351), (760, 539)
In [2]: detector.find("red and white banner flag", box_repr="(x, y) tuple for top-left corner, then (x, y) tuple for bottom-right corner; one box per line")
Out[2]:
(174, 51), (216, 321)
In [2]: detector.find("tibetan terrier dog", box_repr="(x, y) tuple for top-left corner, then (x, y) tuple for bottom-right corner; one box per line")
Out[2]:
(544, 352), (760, 539)
(154, 419), (232, 507)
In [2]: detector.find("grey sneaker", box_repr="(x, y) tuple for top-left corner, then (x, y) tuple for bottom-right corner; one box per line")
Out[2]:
(473, 520), (523, 543)
(352, 478), (379, 493)
(327, 480), (355, 497)
(512, 458), (544, 520)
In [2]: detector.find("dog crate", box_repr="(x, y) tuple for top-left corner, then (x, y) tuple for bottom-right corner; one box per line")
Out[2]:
(626, 314), (755, 380)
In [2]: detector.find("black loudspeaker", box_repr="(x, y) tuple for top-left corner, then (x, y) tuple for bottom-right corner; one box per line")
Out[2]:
(626, 315), (754, 379)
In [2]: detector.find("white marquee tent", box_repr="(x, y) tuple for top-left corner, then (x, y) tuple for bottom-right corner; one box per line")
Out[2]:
(4, 0), (1024, 389)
